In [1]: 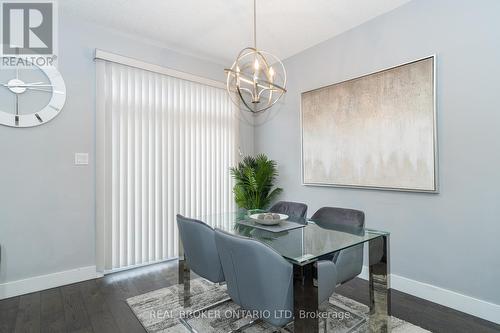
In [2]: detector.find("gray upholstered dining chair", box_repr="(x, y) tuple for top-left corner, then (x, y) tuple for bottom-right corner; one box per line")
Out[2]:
(269, 201), (308, 222)
(310, 207), (365, 285)
(177, 214), (225, 283)
(176, 215), (228, 331)
(214, 229), (337, 329)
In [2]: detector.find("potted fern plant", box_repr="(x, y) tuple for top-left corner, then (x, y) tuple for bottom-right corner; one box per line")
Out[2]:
(230, 154), (283, 211)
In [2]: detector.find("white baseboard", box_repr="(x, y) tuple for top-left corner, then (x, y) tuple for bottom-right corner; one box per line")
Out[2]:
(358, 266), (500, 325)
(0, 266), (100, 300)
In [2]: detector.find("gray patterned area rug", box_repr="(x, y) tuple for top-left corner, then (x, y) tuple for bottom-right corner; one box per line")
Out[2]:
(127, 279), (430, 333)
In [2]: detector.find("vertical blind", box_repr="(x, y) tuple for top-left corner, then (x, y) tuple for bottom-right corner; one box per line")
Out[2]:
(96, 57), (238, 272)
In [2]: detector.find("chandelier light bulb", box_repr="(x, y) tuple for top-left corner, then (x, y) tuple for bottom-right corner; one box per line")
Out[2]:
(269, 66), (275, 78)
(254, 58), (260, 70)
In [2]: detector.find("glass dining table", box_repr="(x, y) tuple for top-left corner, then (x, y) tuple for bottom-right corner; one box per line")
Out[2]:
(178, 211), (391, 333)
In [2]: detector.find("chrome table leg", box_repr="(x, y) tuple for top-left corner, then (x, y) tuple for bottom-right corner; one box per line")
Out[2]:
(368, 234), (391, 332)
(293, 261), (319, 332)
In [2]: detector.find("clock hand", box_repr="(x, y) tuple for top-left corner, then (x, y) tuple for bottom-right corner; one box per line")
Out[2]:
(3, 82), (48, 87)
(25, 87), (64, 94)
(5, 84), (54, 87)
(16, 82), (45, 86)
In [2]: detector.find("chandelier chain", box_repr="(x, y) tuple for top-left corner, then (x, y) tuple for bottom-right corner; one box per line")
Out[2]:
(253, 0), (257, 49)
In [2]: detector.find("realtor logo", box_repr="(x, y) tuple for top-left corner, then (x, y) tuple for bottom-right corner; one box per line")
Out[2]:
(1, 1), (54, 55)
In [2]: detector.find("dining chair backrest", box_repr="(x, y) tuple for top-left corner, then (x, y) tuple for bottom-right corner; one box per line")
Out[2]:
(176, 214), (224, 283)
(311, 207), (365, 285)
(214, 229), (294, 327)
(269, 201), (308, 223)
(311, 207), (364, 234)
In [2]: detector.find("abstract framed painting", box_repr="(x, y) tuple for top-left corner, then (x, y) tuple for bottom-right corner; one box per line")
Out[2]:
(301, 56), (438, 192)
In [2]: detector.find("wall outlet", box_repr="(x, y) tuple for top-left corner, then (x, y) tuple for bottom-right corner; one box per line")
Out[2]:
(74, 153), (89, 165)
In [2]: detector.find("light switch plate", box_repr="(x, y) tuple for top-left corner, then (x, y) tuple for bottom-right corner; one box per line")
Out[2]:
(74, 153), (89, 165)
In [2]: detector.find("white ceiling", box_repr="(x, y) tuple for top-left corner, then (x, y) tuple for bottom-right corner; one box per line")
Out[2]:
(60, 0), (411, 65)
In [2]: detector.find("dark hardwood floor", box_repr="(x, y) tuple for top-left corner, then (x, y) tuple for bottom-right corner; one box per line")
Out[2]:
(1, 261), (498, 333)
(335, 278), (500, 333)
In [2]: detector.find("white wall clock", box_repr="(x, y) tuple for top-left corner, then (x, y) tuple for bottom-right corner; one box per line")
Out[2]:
(0, 57), (66, 127)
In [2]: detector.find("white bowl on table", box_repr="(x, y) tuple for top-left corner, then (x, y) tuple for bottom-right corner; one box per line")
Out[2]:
(249, 213), (289, 226)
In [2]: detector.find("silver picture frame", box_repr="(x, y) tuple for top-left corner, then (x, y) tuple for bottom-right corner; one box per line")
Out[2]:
(300, 55), (439, 193)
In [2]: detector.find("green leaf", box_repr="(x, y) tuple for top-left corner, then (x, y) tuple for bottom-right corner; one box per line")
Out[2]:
(230, 153), (282, 210)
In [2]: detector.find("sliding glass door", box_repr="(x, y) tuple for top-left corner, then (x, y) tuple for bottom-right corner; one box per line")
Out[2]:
(96, 58), (238, 272)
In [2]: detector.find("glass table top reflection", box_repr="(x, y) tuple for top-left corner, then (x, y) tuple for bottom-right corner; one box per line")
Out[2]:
(195, 211), (389, 265)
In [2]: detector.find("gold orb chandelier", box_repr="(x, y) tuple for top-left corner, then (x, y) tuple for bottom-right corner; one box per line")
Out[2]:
(225, 0), (287, 113)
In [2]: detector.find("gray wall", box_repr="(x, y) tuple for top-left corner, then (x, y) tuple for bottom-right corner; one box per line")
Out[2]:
(255, 0), (500, 305)
(0, 10), (253, 284)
